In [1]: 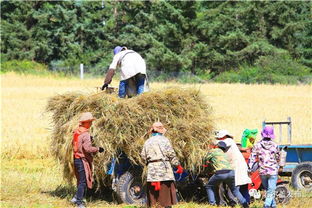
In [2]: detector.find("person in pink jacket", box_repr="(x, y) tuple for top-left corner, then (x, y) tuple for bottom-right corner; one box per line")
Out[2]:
(248, 126), (281, 208)
(71, 112), (104, 208)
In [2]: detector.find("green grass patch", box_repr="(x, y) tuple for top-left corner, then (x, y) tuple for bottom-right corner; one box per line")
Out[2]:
(1, 60), (48, 74)
(1, 158), (312, 207)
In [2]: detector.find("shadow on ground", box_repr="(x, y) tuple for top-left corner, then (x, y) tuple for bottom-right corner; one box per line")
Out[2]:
(42, 184), (116, 203)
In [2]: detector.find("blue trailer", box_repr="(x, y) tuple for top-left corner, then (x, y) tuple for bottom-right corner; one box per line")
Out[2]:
(279, 145), (312, 190)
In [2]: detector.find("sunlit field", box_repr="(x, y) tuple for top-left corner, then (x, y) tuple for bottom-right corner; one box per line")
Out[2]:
(1, 73), (311, 159)
(1, 72), (312, 207)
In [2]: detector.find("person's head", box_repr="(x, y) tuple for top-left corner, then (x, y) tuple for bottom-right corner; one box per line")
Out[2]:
(150, 122), (167, 134)
(261, 126), (275, 140)
(215, 129), (233, 140)
(113, 46), (127, 55)
(79, 112), (96, 129)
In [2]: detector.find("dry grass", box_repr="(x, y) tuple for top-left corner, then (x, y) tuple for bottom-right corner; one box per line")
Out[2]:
(1, 159), (311, 208)
(1, 159), (312, 208)
(1, 72), (312, 207)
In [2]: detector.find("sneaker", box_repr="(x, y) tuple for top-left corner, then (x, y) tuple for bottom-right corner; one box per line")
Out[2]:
(77, 204), (86, 208)
(71, 197), (86, 205)
(70, 196), (77, 204)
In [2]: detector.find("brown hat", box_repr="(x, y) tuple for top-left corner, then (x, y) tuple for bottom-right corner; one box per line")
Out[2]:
(79, 112), (96, 123)
(151, 122), (167, 134)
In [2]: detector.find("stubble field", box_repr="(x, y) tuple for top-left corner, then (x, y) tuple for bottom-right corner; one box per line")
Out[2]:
(1, 72), (311, 207)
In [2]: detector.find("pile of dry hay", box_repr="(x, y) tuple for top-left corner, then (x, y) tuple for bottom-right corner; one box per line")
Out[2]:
(46, 87), (214, 186)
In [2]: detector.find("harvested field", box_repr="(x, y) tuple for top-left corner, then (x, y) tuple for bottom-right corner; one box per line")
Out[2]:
(1, 73), (311, 208)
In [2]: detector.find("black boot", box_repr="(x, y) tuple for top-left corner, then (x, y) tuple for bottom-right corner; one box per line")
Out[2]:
(242, 202), (249, 208)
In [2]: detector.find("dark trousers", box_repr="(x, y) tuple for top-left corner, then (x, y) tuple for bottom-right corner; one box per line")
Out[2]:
(119, 73), (146, 98)
(74, 158), (87, 205)
(239, 184), (250, 204)
(206, 170), (246, 205)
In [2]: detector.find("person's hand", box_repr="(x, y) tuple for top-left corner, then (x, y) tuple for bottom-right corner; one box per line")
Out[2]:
(101, 84), (108, 91)
(98, 147), (104, 153)
(278, 167), (283, 174)
(176, 165), (183, 174)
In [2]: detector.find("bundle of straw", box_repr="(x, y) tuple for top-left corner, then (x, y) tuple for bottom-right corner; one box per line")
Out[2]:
(46, 88), (214, 186)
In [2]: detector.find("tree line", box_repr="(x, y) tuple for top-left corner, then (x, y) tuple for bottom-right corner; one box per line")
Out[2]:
(1, 1), (311, 83)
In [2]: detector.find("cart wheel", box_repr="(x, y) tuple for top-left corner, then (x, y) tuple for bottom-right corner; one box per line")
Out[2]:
(116, 171), (146, 205)
(275, 184), (290, 204)
(291, 163), (312, 190)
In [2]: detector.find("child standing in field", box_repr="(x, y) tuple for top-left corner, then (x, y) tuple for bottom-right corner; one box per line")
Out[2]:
(248, 126), (281, 208)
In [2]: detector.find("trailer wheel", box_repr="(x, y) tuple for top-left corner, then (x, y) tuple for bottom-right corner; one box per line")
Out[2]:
(275, 184), (290, 204)
(116, 171), (146, 205)
(291, 163), (312, 190)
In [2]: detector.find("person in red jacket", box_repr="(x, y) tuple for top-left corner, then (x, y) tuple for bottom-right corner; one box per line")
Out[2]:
(71, 112), (104, 208)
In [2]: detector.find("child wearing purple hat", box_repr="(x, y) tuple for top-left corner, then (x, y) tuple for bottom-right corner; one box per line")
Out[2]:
(248, 126), (281, 208)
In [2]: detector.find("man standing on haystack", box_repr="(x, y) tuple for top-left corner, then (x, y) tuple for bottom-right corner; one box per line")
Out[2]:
(101, 46), (148, 98)
(141, 122), (183, 208)
(71, 112), (104, 208)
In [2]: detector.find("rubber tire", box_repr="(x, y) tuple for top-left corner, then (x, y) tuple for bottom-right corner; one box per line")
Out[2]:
(291, 162), (312, 190)
(116, 171), (146, 205)
(275, 184), (290, 204)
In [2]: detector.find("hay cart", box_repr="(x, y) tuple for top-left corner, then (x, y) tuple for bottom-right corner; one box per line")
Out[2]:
(106, 152), (225, 206)
(106, 148), (293, 206)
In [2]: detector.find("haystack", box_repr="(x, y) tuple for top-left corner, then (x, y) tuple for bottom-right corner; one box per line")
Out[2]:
(46, 88), (214, 186)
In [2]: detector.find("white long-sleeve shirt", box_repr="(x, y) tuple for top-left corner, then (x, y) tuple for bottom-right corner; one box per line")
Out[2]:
(109, 50), (146, 81)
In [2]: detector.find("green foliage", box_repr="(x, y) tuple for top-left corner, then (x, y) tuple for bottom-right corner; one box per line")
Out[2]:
(1, 1), (311, 84)
(215, 53), (311, 84)
(1, 60), (48, 74)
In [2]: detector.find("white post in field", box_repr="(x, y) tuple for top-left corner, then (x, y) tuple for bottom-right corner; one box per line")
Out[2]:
(80, 64), (84, 79)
